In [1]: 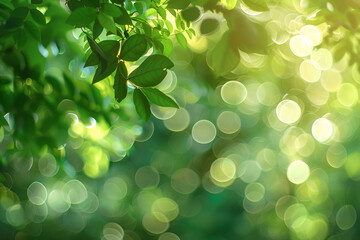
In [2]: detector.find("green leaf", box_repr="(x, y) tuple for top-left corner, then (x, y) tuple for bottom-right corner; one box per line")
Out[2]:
(92, 58), (117, 84)
(87, 35), (107, 61)
(114, 7), (132, 25)
(120, 34), (147, 61)
(186, 28), (196, 39)
(66, 7), (97, 27)
(14, 28), (27, 48)
(85, 39), (120, 67)
(24, 20), (41, 41)
(128, 55), (174, 87)
(164, 19), (173, 33)
(0, 0), (13, 9)
(181, 7), (201, 22)
(134, 2), (144, 14)
(158, 7), (167, 19)
(5, 7), (29, 29)
(30, 9), (46, 25)
(97, 11), (117, 34)
(141, 88), (179, 108)
(114, 61), (128, 103)
(103, 3), (123, 17)
(160, 39), (173, 57)
(84, 53), (99, 67)
(11, 7), (29, 20)
(67, 0), (83, 11)
(31, 0), (43, 4)
(241, 0), (269, 11)
(83, 0), (99, 8)
(175, 14), (183, 30)
(208, 31), (240, 76)
(200, 18), (219, 35)
(93, 18), (103, 39)
(175, 33), (187, 49)
(167, 0), (191, 9)
(133, 89), (150, 121)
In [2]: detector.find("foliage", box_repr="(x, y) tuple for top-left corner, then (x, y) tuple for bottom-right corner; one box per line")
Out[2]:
(1, 0), (360, 239)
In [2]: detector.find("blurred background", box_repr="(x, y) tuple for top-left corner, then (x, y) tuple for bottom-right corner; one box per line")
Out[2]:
(1, 0), (360, 239)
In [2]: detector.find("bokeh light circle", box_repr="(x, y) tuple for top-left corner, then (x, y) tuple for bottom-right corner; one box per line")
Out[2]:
(287, 160), (310, 184)
(210, 158), (236, 183)
(276, 100), (301, 124)
(245, 182), (265, 202)
(216, 111), (241, 134)
(336, 205), (357, 230)
(337, 83), (358, 107)
(27, 182), (47, 205)
(192, 120), (216, 144)
(164, 108), (190, 132)
(311, 118), (333, 143)
(289, 35), (312, 57)
(220, 81), (247, 105)
(171, 168), (200, 194)
(300, 25), (321, 46)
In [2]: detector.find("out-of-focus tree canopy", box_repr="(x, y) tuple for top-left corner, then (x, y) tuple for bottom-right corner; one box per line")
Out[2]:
(1, 0), (360, 239)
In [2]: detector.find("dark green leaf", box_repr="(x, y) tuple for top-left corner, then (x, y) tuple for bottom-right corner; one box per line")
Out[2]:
(128, 55), (174, 87)
(14, 28), (27, 48)
(97, 11), (117, 34)
(200, 18), (219, 35)
(86, 35), (107, 61)
(167, 0), (191, 9)
(83, 0), (99, 8)
(10, 7), (29, 20)
(120, 34), (147, 61)
(181, 7), (201, 22)
(5, 18), (23, 29)
(96, 40), (120, 57)
(208, 31), (240, 76)
(114, 7), (132, 25)
(67, 0), (84, 11)
(84, 52), (99, 67)
(103, 3), (122, 17)
(85, 39), (120, 67)
(92, 59), (117, 84)
(175, 33), (187, 49)
(30, 9), (46, 25)
(5, 7), (29, 29)
(0, 0), (13, 9)
(134, 2), (144, 14)
(93, 18), (103, 39)
(113, 62), (128, 103)
(133, 88), (150, 121)
(31, 0), (43, 4)
(66, 7), (97, 27)
(24, 20), (41, 41)
(141, 88), (179, 108)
